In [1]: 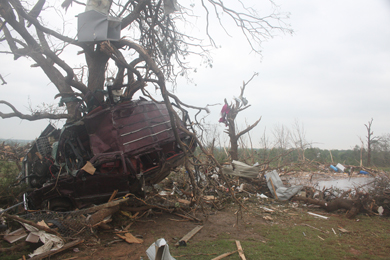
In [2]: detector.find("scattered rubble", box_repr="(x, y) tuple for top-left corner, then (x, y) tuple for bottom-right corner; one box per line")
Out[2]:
(1, 141), (389, 259)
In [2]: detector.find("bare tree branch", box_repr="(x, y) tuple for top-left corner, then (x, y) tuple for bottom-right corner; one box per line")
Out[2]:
(0, 100), (70, 120)
(0, 74), (7, 85)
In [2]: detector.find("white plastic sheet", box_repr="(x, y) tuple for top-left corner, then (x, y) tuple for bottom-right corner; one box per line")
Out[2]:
(222, 160), (259, 178)
(21, 223), (64, 258)
(146, 238), (176, 260)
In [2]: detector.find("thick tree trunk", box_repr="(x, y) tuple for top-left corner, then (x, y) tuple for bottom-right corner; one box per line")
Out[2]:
(85, 45), (110, 105)
(228, 111), (239, 161)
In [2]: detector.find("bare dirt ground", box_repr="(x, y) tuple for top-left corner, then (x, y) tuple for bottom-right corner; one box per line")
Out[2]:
(57, 205), (267, 260)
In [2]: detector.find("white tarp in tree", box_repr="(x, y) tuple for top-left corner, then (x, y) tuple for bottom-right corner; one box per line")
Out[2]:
(266, 170), (303, 201)
(222, 160), (259, 178)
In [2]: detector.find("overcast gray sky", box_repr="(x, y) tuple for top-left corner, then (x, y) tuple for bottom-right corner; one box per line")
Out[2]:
(0, 0), (389, 150)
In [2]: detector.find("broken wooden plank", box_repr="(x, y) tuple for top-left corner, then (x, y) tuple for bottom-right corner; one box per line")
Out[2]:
(269, 179), (279, 200)
(175, 226), (203, 247)
(308, 212), (329, 219)
(211, 251), (238, 260)
(29, 239), (84, 260)
(338, 227), (351, 233)
(235, 240), (247, 260)
(301, 223), (327, 233)
(116, 233), (143, 244)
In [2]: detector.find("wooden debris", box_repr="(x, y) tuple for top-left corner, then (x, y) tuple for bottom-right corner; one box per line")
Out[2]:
(124, 222), (133, 231)
(318, 235), (325, 241)
(204, 195), (216, 201)
(301, 224), (327, 233)
(81, 197), (129, 215)
(177, 198), (191, 205)
(338, 227), (351, 233)
(3, 228), (27, 243)
(211, 251), (238, 260)
(117, 233), (143, 244)
(269, 179), (279, 200)
(108, 189), (118, 202)
(308, 212), (329, 219)
(37, 220), (49, 229)
(169, 218), (189, 222)
(29, 239), (84, 260)
(87, 205), (119, 226)
(175, 226), (203, 247)
(81, 161), (96, 175)
(235, 240), (247, 260)
(4, 214), (61, 238)
(260, 206), (274, 212)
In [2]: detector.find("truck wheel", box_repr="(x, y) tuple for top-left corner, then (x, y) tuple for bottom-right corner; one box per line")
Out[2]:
(49, 198), (72, 212)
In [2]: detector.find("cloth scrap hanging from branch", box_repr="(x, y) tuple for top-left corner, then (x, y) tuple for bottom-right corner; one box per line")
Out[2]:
(218, 104), (230, 126)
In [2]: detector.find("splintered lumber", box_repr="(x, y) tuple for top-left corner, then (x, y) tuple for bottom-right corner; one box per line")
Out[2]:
(175, 226), (203, 246)
(108, 189), (118, 202)
(211, 251), (238, 260)
(87, 205), (119, 226)
(269, 179), (279, 200)
(235, 240), (247, 260)
(29, 239), (84, 260)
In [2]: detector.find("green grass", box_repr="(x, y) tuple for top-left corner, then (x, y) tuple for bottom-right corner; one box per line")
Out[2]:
(169, 213), (390, 260)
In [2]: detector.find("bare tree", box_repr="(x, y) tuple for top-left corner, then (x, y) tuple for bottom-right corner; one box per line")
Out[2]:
(0, 0), (291, 122)
(219, 73), (261, 161)
(290, 119), (310, 161)
(364, 118), (380, 167)
(272, 123), (291, 150)
(0, 0), (291, 201)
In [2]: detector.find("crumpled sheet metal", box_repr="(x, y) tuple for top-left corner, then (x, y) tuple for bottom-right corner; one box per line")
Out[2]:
(146, 238), (176, 260)
(266, 170), (303, 201)
(21, 223), (64, 258)
(222, 160), (259, 178)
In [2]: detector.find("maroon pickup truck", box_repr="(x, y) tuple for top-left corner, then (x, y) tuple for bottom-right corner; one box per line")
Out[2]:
(21, 100), (194, 211)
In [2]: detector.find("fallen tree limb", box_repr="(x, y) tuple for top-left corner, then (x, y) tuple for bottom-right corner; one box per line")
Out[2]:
(294, 191), (373, 219)
(87, 205), (119, 226)
(4, 213), (61, 237)
(80, 197), (129, 215)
